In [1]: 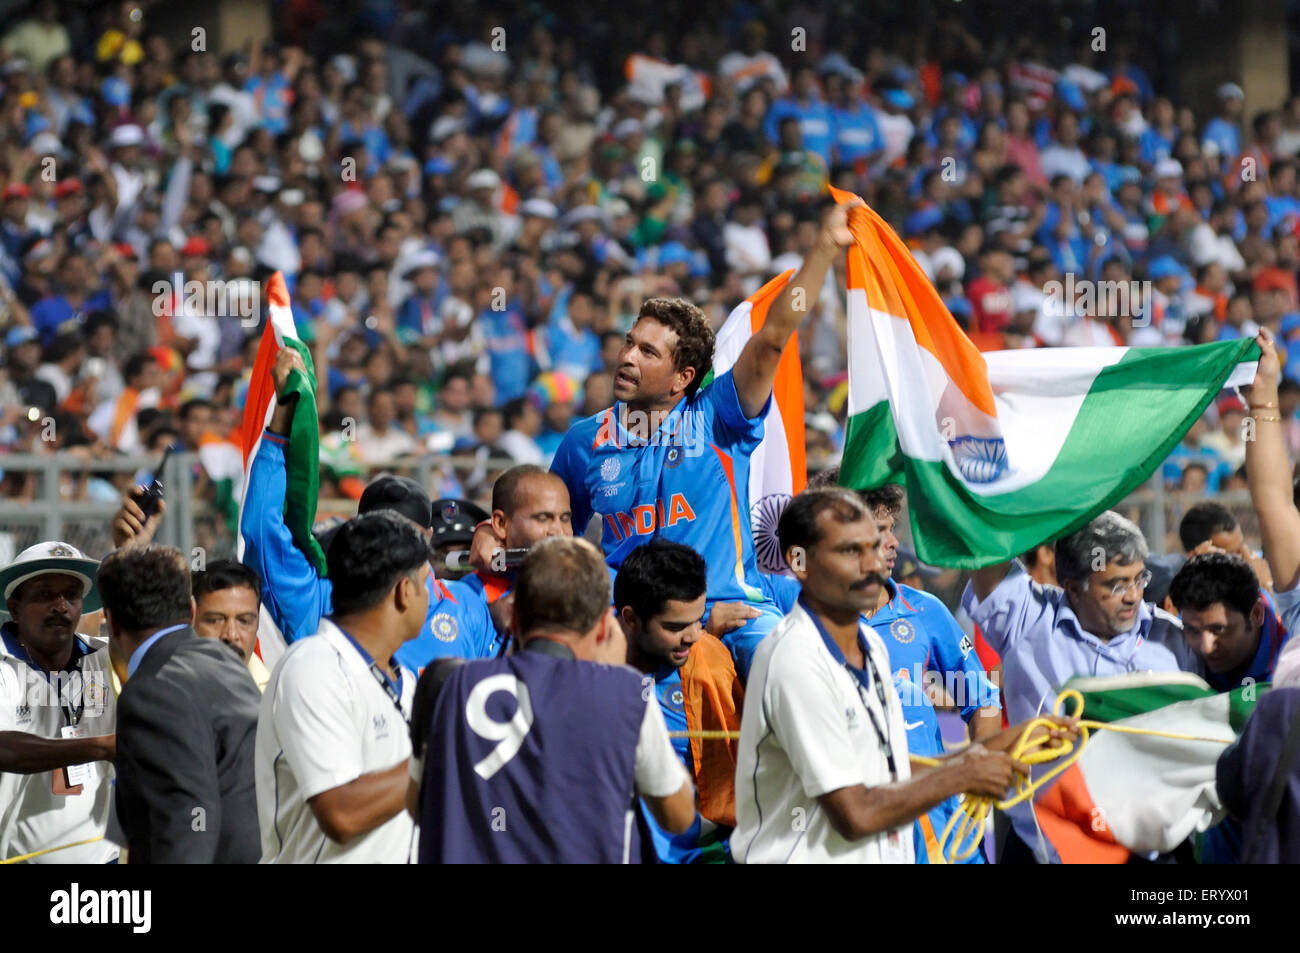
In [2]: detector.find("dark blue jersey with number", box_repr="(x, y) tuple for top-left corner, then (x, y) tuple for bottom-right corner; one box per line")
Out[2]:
(415, 643), (649, 863)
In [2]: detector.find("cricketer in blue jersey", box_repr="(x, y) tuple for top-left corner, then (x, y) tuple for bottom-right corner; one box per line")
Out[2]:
(616, 541), (743, 864)
(546, 199), (864, 681)
(239, 363), (499, 670)
(458, 463), (575, 640)
(407, 537), (694, 863)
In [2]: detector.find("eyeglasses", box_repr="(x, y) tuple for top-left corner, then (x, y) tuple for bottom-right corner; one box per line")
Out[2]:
(1093, 570), (1152, 598)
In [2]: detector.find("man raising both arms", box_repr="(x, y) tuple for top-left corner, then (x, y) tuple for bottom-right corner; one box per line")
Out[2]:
(544, 199), (864, 680)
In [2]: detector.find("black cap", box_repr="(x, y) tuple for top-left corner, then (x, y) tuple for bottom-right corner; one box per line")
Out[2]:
(430, 498), (490, 547)
(358, 475), (433, 529)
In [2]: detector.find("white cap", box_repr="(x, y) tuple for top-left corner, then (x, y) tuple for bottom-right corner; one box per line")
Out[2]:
(429, 116), (467, 142)
(401, 248), (442, 277)
(612, 118), (644, 140)
(1154, 158), (1183, 179)
(565, 204), (603, 226)
(604, 198), (632, 220)
(519, 198), (559, 220)
(929, 246), (965, 282)
(1217, 82), (1245, 101)
(0, 541), (100, 610)
(108, 124), (144, 149)
(466, 168), (500, 191)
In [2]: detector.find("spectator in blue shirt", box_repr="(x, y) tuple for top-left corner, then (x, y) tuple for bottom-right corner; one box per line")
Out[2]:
(1203, 84), (1245, 170)
(964, 511), (1195, 862)
(825, 71), (883, 168)
(763, 65), (835, 166)
(30, 250), (111, 346)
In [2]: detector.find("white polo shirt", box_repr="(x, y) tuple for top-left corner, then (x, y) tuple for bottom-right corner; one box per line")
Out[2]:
(256, 619), (416, 864)
(732, 602), (914, 864)
(0, 631), (117, 864)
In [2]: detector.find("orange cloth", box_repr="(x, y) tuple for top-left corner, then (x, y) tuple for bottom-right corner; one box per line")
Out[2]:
(680, 634), (744, 827)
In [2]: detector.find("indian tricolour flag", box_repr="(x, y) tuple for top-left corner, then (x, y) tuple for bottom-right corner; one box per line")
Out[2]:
(832, 186), (1259, 567)
(238, 271), (326, 668)
(705, 271), (807, 574)
(1030, 672), (1256, 863)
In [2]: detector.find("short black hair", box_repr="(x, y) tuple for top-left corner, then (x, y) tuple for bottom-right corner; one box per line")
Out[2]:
(778, 487), (871, 561)
(192, 559), (262, 606)
(636, 297), (715, 396)
(326, 511), (430, 616)
(808, 466), (904, 517)
(1179, 501), (1239, 552)
(98, 545), (193, 632)
(179, 397), (213, 421)
(123, 351), (156, 383)
(491, 464), (553, 515)
(613, 540), (707, 623)
(1168, 552), (1260, 621)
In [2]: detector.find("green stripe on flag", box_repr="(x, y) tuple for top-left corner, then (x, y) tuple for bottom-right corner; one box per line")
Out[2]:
(281, 337), (328, 577)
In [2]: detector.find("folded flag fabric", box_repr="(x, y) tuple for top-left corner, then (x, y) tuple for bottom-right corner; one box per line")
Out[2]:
(830, 186), (1259, 568)
(1031, 672), (1258, 863)
(704, 270), (807, 573)
(237, 271), (326, 666)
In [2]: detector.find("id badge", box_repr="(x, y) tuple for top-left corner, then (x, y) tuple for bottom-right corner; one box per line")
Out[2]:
(55, 725), (91, 792)
(882, 826), (911, 864)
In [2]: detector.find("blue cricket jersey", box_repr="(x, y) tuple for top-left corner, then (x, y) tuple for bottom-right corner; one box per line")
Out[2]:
(240, 432), (499, 666)
(551, 371), (785, 678)
(867, 580), (998, 864)
(638, 667), (730, 864)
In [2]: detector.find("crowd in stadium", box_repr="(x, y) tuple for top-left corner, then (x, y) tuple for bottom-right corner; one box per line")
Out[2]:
(3, 0), (1300, 867)
(2, 2), (1300, 514)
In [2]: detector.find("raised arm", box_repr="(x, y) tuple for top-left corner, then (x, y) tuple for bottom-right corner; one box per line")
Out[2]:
(730, 198), (862, 419)
(1244, 329), (1300, 591)
(239, 348), (330, 642)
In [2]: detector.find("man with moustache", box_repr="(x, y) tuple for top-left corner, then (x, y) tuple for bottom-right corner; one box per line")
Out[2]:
(0, 542), (118, 863)
(733, 488), (1059, 864)
(964, 510), (1194, 863)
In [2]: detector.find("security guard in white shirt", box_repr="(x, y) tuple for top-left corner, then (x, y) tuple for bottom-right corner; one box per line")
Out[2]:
(0, 542), (118, 864)
(733, 488), (1073, 864)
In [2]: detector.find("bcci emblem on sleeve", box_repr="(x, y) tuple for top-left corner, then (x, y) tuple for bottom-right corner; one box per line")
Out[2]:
(432, 613), (459, 643)
(890, 620), (915, 644)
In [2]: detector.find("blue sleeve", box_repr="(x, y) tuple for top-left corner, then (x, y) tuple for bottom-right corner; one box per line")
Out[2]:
(960, 567), (1040, 658)
(700, 369), (767, 450)
(447, 579), (501, 659)
(916, 590), (1000, 720)
(759, 572), (800, 614)
(240, 433), (330, 643)
(550, 423), (593, 535)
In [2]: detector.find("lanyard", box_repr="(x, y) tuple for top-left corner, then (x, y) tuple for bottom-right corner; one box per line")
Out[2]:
(334, 624), (405, 717)
(2, 625), (86, 726)
(800, 600), (899, 781)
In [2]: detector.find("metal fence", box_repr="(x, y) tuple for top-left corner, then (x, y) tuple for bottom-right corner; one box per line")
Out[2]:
(0, 452), (197, 562)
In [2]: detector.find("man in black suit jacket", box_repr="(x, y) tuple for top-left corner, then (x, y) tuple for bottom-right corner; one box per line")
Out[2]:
(97, 545), (262, 863)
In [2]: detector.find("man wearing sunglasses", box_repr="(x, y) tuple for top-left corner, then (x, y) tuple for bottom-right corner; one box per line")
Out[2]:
(963, 510), (1196, 863)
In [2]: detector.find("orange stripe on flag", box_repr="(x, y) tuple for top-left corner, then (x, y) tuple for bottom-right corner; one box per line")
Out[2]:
(743, 270), (806, 493)
(1032, 763), (1130, 864)
(829, 185), (998, 419)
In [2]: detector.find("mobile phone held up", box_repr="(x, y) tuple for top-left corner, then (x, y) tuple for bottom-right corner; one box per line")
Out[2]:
(137, 445), (176, 520)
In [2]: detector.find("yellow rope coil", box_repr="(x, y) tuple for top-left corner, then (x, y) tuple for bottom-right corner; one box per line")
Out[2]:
(930, 688), (1232, 864)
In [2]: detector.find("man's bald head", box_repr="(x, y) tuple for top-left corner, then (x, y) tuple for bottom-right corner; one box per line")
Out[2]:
(490, 465), (573, 550)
